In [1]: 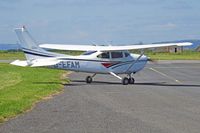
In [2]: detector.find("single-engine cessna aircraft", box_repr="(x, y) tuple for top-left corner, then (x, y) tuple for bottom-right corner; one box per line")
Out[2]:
(11, 27), (192, 85)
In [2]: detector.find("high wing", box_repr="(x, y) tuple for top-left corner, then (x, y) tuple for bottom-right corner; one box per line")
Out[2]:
(39, 42), (192, 51)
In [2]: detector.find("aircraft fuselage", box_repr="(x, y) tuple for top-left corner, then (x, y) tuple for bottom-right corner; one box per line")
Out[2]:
(51, 52), (148, 74)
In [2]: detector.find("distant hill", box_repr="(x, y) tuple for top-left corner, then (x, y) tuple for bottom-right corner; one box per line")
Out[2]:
(153, 39), (200, 49)
(0, 44), (20, 50)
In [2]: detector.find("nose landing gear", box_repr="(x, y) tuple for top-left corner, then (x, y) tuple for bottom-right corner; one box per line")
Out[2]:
(128, 77), (135, 84)
(127, 73), (135, 84)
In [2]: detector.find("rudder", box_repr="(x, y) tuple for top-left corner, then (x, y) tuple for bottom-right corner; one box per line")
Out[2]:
(15, 26), (56, 60)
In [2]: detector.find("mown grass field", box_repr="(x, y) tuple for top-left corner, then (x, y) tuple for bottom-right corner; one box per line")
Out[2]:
(0, 51), (25, 60)
(0, 50), (199, 122)
(145, 51), (200, 60)
(0, 50), (83, 60)
(0, 50), (200, 60)
(0, 63), (68, 123)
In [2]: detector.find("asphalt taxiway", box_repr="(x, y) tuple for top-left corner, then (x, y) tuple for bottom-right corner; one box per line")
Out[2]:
(0, 62), (200, 133)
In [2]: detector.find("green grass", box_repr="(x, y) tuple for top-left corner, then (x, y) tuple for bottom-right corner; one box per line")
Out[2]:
(146, 51), (200, 60)
(0, 50), (83, 60)
(0, 50), (200, 60)
(0, 51), (25, 60)
(0, 63), (68, 122)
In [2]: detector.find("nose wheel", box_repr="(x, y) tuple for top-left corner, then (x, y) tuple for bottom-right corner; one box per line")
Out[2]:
(128, 77), (135, 84)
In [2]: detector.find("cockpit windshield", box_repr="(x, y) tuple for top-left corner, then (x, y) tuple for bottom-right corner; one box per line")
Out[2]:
(97, 52), (110, 59)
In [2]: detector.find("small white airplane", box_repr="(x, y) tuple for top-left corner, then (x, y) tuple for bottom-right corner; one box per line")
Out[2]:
(11, 26), (192, 85)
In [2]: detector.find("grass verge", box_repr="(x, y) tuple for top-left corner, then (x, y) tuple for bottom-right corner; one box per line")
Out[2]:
(1, 50), (200, 60)
(0, 63), (68, 123)
(146, 51), (200, 60)
(0, 51), (25, 60)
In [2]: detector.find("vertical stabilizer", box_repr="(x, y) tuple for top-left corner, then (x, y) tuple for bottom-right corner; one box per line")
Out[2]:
(15, 26), (57, 60)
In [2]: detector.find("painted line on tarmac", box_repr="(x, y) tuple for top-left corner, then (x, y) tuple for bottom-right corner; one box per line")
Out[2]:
(149, 67), (182, 84)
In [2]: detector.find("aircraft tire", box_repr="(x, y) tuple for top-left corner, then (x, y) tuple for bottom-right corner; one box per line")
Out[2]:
(128, 77), (135, 84)
(86, 76), (92, 83)
(122, 77), (129, 85)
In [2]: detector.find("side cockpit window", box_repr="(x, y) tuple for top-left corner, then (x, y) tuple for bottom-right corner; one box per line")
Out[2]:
(97, 51), (129, 59)
(97, 52), (110, 59)
(111, 52), (123, 58)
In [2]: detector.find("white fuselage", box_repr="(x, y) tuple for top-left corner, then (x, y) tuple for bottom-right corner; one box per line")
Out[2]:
(12, 27), (192, 85)
(50, 51), (148, 74)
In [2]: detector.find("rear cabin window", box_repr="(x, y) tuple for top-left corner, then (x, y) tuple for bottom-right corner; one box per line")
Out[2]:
(97, 52), (110, 59)
(111, 52), (123, 58)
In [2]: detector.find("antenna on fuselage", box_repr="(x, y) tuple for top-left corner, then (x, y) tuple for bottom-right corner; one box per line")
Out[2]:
(105, 40), (113, 46)
(91, 42), (97, 46)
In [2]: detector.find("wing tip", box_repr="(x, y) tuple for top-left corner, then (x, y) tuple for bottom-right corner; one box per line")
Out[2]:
(177, 42), (193, 46)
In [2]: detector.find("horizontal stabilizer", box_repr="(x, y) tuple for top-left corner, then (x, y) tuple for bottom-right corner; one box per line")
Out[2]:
(10, 60), (29, 67)
(30, 58), (60, 67)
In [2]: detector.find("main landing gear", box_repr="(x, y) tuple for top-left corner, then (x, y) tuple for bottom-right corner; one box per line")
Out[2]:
(122, 77), (135, 85)
(85, 74), (96, 84)
(85, 73), (135, 85)
(86, 76), (92, 83)
(110, 72), (135, 85)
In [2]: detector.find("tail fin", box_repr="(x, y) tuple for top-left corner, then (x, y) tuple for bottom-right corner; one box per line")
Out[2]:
(15, 26), (57, 61)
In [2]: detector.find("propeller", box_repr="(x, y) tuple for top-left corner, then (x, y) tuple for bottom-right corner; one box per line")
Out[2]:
(147, 57), (158, 64)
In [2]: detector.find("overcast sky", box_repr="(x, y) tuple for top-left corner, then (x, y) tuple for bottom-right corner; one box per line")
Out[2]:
(0, 0), (200, 45)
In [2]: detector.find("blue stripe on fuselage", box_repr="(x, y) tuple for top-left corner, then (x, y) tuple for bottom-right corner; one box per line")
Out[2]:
(22, 48), (55, 57)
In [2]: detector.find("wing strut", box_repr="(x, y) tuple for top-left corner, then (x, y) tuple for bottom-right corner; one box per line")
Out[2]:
(109, 72), (122, 80)
(126, 51), (144, 73)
